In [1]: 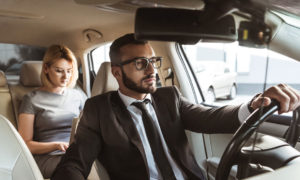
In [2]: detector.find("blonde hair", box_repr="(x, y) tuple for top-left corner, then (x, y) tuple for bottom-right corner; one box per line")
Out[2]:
(41, 44), (78, 88)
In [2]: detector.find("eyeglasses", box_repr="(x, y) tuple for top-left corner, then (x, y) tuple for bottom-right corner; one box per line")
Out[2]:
(116, 56), (162, 70)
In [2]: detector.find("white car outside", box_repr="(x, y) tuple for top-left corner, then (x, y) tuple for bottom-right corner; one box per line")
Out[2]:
(194, 61), (237, 102)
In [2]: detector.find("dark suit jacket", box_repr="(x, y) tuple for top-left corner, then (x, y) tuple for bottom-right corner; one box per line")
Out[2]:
(52, 86), (241, 180)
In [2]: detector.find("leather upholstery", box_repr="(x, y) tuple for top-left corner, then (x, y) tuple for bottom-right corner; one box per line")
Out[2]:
(70, 62), (117, 180)
(0, 71), (7, 87)
(20, 61), (42, 87)
(0, 71), (16, 127)
(91, 62), (118, 97)
(9, 61), (42, 124)
(88, 62), (116, 179)
(0, 114), (43, 180)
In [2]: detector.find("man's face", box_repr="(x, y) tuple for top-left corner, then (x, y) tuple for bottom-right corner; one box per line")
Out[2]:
(119, 43), (157, 94)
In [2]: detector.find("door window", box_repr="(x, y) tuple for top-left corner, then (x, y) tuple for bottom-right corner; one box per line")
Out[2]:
(90, 43), (112, 74)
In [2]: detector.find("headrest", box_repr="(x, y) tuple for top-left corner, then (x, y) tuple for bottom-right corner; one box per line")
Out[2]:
(20, 61), (42, 87)
(91, 62), (119, 97)
(0, 70), (7, 87)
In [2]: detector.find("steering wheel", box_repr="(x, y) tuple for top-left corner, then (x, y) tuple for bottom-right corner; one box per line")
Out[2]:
(215, 100), (280, 180)
(285, 106), (300, 147)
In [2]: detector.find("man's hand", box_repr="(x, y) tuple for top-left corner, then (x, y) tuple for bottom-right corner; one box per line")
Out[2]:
(250, 84), (300, 114)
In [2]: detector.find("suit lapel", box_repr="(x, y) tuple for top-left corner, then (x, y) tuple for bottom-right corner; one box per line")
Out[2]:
(151, 94), (177, 152)
(110, 92), (148, 164)
(152, 91), (197, 178)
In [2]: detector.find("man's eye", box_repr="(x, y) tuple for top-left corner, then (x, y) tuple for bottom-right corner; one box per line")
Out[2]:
(136, 61), (143, 65)
(136, 59), (145, 65)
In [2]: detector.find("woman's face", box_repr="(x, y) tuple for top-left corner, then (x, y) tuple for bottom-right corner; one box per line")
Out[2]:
(45, 58), (73, 88)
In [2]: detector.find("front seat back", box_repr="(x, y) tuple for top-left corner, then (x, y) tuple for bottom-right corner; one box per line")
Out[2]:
(91, 62), (118, 97)
(0, 114), (43, 180)
(71, 62), (118, 180)
(90, 62), (119, 180)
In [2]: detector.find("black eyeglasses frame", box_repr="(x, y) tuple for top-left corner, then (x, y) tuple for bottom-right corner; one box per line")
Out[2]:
(115, 56), (162, 70)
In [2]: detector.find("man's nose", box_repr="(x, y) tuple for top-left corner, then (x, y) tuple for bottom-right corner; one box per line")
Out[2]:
(145, 62), (155, 73)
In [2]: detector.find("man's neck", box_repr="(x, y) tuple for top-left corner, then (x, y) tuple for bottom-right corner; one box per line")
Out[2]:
(119, 88), (147, 100)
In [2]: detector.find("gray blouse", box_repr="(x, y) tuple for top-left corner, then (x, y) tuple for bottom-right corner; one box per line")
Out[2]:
(19, 88), (87, 154)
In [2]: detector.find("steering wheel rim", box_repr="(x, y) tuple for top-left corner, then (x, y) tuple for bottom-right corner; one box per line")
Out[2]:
(215, 100), (280, 180)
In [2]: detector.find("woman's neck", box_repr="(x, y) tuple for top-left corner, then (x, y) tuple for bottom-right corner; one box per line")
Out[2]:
(40, 86), (66, 95)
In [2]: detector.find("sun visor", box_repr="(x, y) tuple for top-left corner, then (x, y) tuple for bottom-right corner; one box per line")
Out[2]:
(135, 8), (237, 44)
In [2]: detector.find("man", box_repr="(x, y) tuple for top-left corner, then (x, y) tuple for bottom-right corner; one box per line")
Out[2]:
(52, 33), (300, 180)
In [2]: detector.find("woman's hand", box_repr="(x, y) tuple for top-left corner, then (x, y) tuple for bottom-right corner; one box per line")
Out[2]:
(55, 142), (69, 152)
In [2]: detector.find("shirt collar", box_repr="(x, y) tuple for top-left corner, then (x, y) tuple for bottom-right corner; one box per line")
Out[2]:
(118, 90), (152, 108)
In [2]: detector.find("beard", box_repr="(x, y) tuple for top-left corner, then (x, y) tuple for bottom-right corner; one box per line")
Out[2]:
(121, 69), (157, 94)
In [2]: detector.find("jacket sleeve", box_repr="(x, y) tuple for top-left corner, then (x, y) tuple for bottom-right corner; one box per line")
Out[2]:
(52, 98), (102, 180)
(174, 86), (241, 134)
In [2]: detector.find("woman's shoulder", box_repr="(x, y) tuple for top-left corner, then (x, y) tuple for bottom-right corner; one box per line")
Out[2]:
(67, 88), (87, 100)
(23, 89), (40, 99)
(67, 88), (85, 95)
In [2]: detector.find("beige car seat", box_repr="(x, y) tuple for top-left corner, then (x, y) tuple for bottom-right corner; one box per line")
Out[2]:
(9, 61), (42, 126)
(0, 114), (43, 180)
(90, 62), (118, 180)
(71, 62), (118, 180)
(0, 70), (16, 127)
(91, 62), (118, 97)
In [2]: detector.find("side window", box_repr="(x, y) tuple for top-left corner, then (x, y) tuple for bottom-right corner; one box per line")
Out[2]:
(90, 43), (112, 75)
(0, 43), (46, 81)
(182, 42), (300, 108)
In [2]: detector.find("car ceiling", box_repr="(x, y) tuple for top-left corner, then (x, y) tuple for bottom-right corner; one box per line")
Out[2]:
(0, 0), (205, 51)
(256, 0), (300, 17)
(0, 0), (300, 54)
(0, 0), (135, 50)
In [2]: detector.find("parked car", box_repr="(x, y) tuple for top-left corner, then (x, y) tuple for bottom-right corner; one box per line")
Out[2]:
(1, 0), (300, 180)
(194, 61), (237, 102)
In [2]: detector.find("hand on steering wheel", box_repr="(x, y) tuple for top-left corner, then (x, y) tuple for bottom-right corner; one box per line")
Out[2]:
(215, 100), (280, 180)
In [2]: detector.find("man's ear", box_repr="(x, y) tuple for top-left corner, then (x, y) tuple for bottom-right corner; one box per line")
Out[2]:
(111, 66), (121, 79)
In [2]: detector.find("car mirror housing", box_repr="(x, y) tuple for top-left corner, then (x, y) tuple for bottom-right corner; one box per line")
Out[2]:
(238, 21), (272, 48)
(135, 8), (237, 44)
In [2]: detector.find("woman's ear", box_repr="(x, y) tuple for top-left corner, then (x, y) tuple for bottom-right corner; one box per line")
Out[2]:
(44, 64), (50, 74)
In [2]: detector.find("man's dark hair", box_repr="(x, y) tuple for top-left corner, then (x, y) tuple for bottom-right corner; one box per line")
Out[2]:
(109, 33), (148, 65)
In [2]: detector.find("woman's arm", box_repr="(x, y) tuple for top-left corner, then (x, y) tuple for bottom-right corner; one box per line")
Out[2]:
(18, 113), (69, 154)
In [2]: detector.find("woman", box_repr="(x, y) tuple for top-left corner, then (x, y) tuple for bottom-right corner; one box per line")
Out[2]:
(18, 44), (87, 178)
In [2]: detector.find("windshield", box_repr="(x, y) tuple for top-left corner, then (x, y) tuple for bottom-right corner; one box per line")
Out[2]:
(182, 41), (300, 112)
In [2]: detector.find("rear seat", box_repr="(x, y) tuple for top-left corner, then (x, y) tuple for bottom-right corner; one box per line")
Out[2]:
(5, 61), (99, 180)
(0, 70), (17, 128)
(8, 61), (42, 126)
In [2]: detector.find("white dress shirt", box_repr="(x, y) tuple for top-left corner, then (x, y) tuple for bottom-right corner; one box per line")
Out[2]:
(118, 90), (251, 180)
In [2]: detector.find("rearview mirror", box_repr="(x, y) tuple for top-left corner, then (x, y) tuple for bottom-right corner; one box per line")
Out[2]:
(135, 8), (237, 44)
(238, 21), (271, 48)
